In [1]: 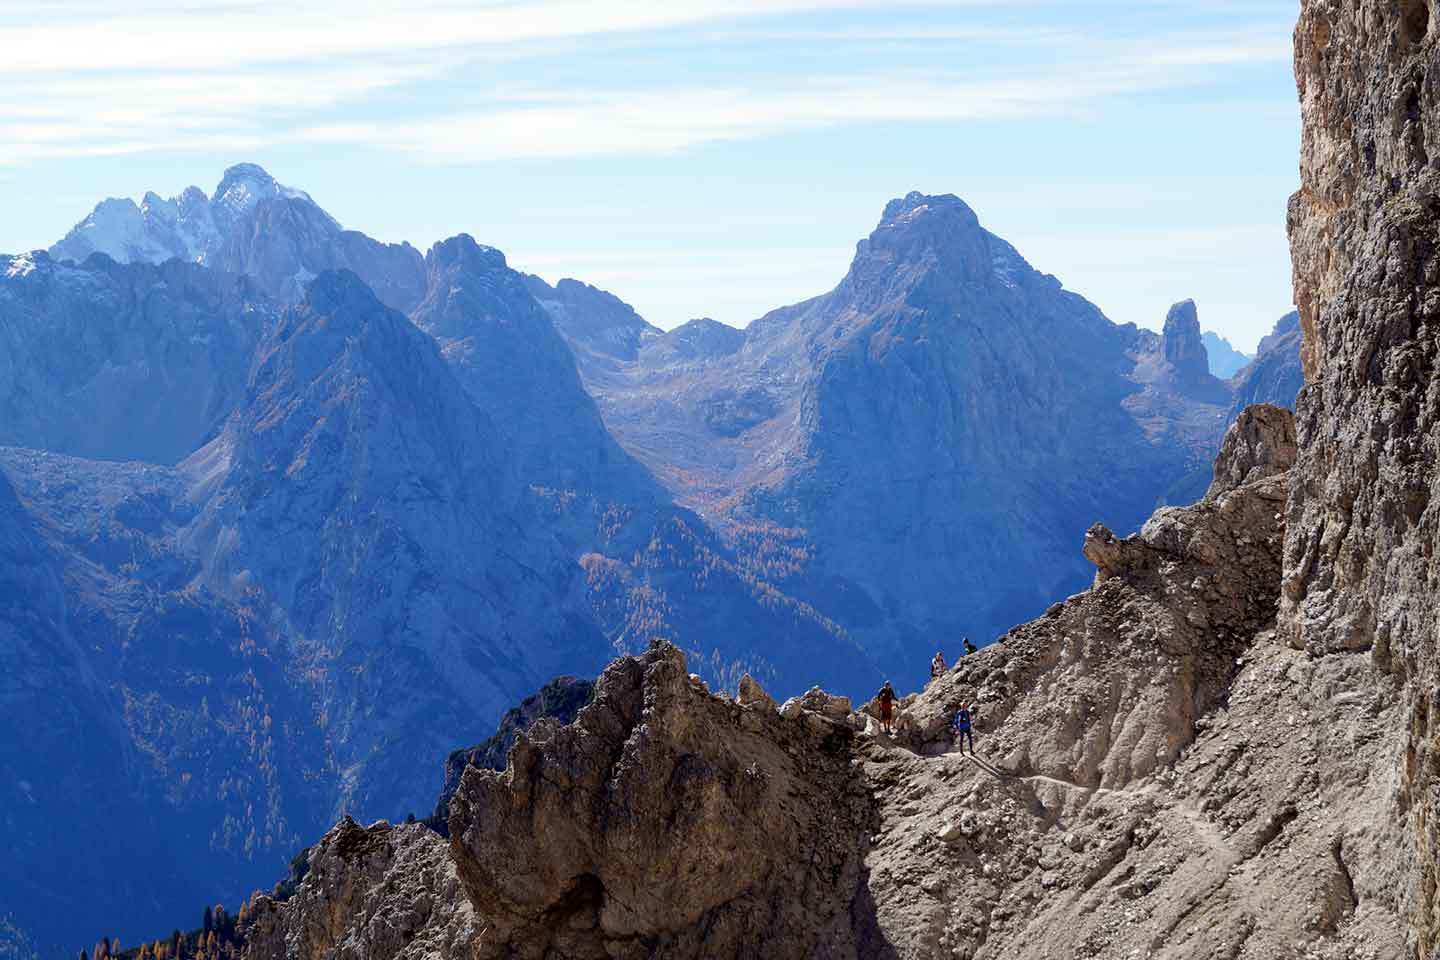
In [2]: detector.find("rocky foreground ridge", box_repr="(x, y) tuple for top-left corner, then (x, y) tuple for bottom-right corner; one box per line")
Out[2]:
(237, 399), (1426, 959)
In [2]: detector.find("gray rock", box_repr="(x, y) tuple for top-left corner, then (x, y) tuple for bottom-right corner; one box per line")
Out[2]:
(1287, 0), (1440, 951)
(736, 673), (777, 710)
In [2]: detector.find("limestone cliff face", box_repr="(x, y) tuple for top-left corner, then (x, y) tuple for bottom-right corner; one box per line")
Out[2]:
(1288, 0), (1440, 950)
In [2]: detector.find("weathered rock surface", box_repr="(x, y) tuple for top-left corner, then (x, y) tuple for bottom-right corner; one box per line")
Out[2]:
(1160, 299), (1212, 382)
(1287, 0), (1440, 951)
(244, 818), (481, 960)
(448, 641), (876, 959)
(430, 676), (595, 828)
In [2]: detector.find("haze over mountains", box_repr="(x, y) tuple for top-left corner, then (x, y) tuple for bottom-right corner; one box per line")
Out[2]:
(1, 165), (1300, 952)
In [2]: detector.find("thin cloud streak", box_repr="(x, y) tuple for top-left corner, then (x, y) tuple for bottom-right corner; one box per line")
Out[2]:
(0, 4), (1292, 167)
(0, 0), (940, 74)
(296, 44), (1288, 162)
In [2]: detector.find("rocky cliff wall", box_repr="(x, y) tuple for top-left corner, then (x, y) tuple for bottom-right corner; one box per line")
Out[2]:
(1288, 1), (1440, 952)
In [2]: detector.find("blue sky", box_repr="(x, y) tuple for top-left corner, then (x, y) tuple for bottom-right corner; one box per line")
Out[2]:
(0, 0), (1300, 351)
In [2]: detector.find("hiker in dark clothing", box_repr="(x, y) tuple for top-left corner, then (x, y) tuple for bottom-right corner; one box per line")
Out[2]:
(877, 681), (897, 735)
(962, 637), (978, 656)
(952, 703), (976, 754)
(930, 651), (946, 679)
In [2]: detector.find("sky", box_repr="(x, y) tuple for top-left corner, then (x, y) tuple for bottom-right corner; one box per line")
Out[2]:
(0, 0), (1301, 352)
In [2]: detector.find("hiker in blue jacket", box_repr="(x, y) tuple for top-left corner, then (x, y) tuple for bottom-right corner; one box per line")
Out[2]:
(952, 703), (976, 754)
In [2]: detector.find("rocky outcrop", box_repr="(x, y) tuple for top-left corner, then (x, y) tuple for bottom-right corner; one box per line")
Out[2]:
(430, 676), (594, 828)
(1287, 0), (1440, 952)
(448, 643), (877, 959)
(244, 818), (481, 960)
(1205, 401), (1297, 499)
(1161, 299), (1210, 380)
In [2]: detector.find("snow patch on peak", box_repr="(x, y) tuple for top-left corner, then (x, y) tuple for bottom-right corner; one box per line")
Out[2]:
(214, 164), (279, 220)
(50, 164), (333, 269)
(5, 252), (39, 278)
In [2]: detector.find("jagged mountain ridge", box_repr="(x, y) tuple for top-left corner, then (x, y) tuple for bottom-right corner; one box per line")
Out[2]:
(545, 194), (1245, 670)
(51, 163), (427, 314)
(6, 187), (870, 951)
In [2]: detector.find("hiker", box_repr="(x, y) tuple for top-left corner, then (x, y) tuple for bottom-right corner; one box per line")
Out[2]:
(876, 681), (897, 735)
(952, 703), (976, 754)
(930, 651), (946, 679)
(962, 637), (978, 656)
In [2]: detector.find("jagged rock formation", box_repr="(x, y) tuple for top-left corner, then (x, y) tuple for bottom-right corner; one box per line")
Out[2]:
(1160, 299), (1211, 381)
(1289, 0), (1440, 951)
(430, 676), (594, 828)
(51, 164), (426, 313)
(258, 401), (1425, 957)
(244, 818), (481, 960)
(448, 644), (876, 959)
(524, 274), (660, 363)
(1202, 330), (1252, 378)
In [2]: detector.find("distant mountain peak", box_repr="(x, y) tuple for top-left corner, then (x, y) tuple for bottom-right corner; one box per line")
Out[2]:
(1201, 329), (1253, 378)
(428, 233), (509, 272)
(1162, 299), (1209, 379)
(299, 268), (379, 317)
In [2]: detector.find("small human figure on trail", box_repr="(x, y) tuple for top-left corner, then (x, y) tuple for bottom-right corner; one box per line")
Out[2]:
(962, 637), (978, 656)
(877, 681), (897, 735)
(952, 703), (976, 754)
(930, 651), (946, 679)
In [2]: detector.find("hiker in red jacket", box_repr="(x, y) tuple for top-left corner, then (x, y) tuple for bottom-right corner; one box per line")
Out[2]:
(877, 681), (897, 735)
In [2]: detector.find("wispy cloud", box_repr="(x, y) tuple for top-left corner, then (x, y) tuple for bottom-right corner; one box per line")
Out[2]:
(0, 1), (928, 73)
(0, 2), (1292, 167)
(296, 37), (1288, 162)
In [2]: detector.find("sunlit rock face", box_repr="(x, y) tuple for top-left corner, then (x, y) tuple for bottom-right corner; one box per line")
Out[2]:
(1286, 1), (1440, 953)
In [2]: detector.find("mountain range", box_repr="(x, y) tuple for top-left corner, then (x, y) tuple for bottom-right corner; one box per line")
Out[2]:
(1, 166), (1302, 952)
